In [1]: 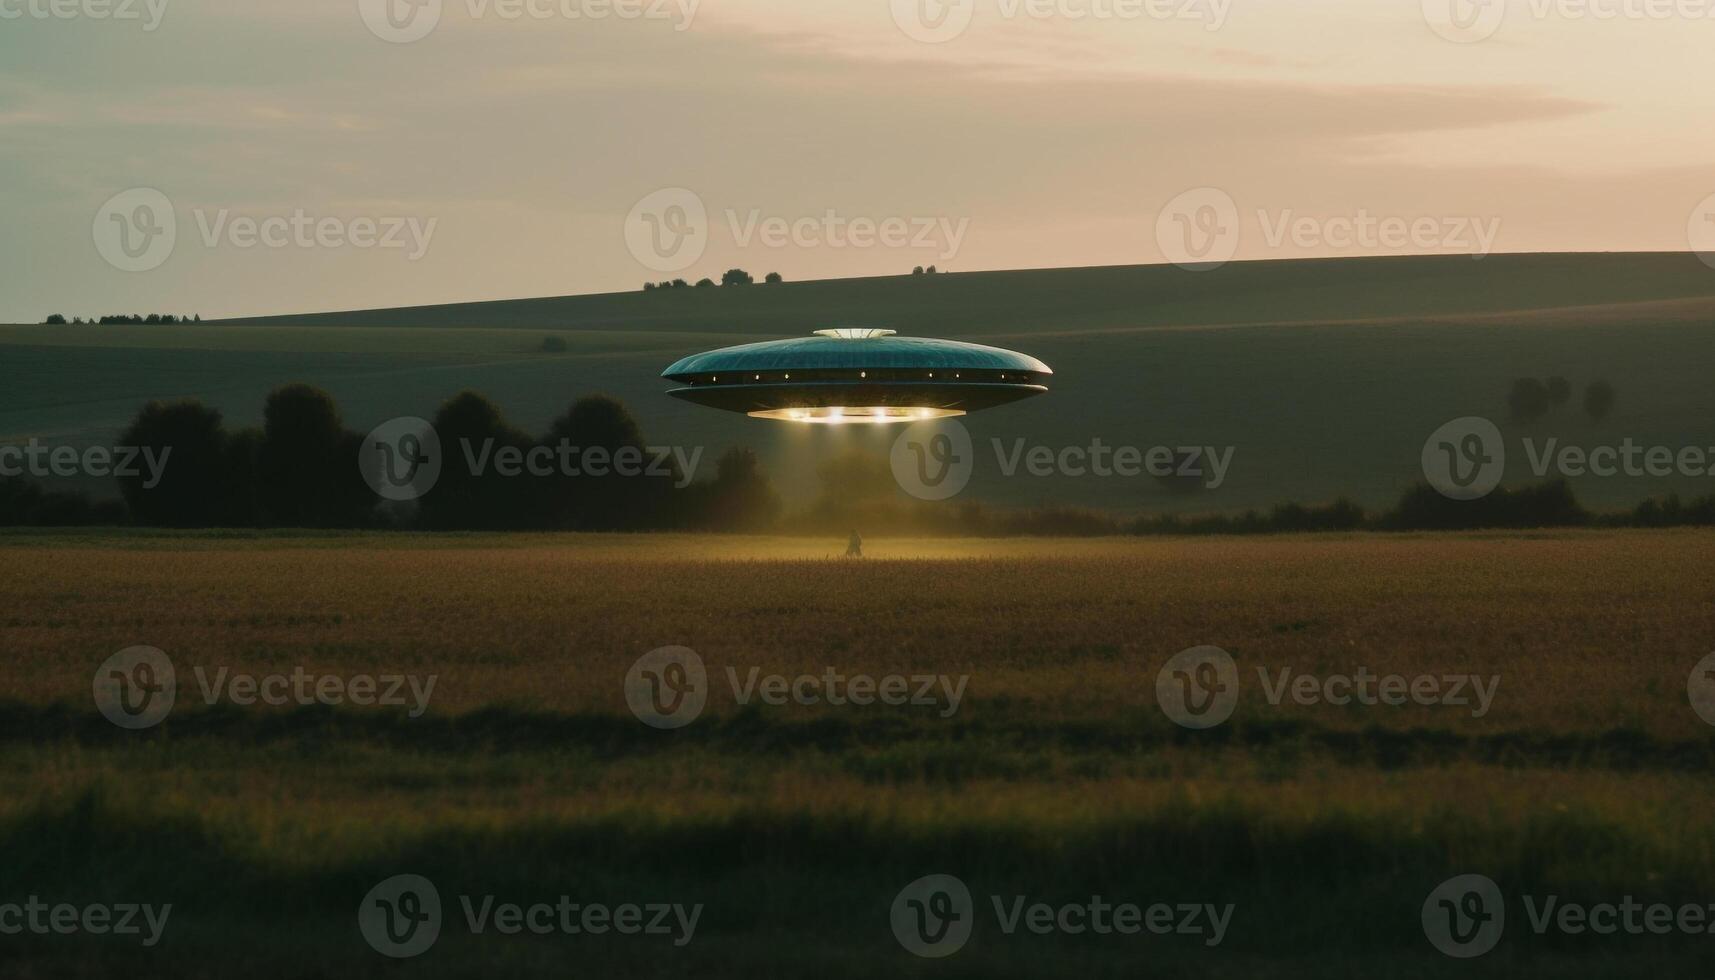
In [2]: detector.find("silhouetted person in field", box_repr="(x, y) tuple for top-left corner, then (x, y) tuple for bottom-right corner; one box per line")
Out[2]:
(846, 530), (863, 558)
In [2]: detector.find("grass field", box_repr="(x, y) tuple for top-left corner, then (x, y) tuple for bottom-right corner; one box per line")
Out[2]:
(3, 529), (1712, 976)
(7, 254), (1715, 514)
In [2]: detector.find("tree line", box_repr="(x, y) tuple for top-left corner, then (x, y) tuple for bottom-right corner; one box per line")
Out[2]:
(643, 269), (782, 292)
(4, 388), (1712, 533)
(1, 386), (780, 532)
(44, 314), (203, 325)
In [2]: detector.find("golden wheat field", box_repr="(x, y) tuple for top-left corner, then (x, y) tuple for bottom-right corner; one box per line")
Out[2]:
(3, 529), (1714, 978)
(4, 529), (1713, 732)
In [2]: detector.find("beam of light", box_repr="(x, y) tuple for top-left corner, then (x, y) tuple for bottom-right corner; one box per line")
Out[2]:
(747, 406), (966, 425)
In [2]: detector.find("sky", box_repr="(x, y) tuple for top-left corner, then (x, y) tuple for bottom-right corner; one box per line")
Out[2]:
(3, 0), (1715, 321)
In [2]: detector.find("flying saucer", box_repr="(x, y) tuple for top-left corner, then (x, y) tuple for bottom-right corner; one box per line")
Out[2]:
(660, 328), (1052, 424)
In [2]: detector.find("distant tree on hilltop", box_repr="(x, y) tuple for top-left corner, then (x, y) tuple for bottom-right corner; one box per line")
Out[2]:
(1508, 378), (1551, 422)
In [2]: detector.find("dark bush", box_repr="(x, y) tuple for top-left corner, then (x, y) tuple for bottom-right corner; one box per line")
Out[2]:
(117, 400), (242, 527)
(417, 391), (535, 531)
(541, 395), (671, 531)
(255, 384), (369, 527)
(694, 448), (781, 531)
(1381, 479), (1589, 531)
(1508, 377), (1552, 422)
(1629, 494), (1715, 528)
(0, 477), (123, 526)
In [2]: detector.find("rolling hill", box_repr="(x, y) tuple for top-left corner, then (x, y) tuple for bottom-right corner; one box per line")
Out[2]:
(6, 253), (1715, 515)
